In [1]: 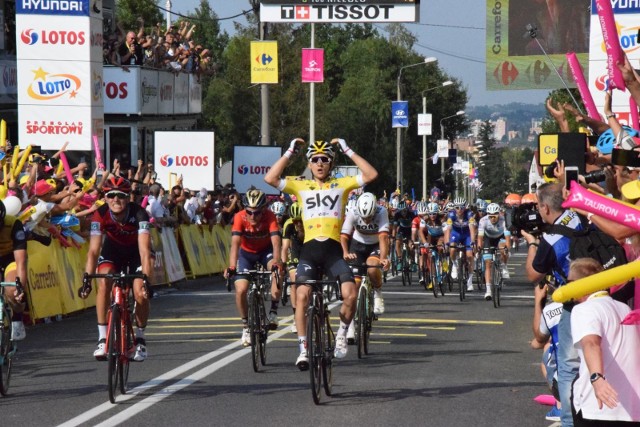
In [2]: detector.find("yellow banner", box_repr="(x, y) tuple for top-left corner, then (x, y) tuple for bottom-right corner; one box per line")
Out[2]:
(251, 41), (278, 84)
(538, 134), (558, 166)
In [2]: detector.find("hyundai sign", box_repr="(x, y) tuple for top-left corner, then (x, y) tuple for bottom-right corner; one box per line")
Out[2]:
(391, 101), (408, 128)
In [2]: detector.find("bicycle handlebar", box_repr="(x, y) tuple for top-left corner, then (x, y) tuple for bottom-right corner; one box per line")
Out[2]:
(78, 272), (151, 299)
(0, 277), (24, 297)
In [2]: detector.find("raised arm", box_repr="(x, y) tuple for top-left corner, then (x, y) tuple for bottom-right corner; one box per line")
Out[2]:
(264, 138), (305, 188)
(330, 138), (378, 185)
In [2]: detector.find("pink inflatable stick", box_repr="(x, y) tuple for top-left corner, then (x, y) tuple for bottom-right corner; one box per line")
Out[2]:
(59, 152), (74, 185)
(93, 135), (105, 171)
(566, 53), (599, 121)
(595, 0), (625, 90)
(630, 96), (639, 130)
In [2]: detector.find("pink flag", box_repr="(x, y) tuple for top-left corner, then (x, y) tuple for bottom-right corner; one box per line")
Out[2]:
(301, 48), (324, 83)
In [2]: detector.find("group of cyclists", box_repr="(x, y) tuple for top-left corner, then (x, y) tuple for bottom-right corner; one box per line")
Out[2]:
(223, 137), (516, 371)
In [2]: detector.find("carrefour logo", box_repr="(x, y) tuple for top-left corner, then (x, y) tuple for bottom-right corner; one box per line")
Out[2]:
(21, 29), (38, 45)
(160, 154), (209, 167)
(27, 67), (81, 100)
(237, 165), (271, 175)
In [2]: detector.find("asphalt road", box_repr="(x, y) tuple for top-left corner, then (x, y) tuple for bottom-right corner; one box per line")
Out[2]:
(2, 247), (561, 427)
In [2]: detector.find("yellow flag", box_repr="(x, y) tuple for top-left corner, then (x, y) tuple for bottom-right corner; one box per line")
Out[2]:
(251, 41), (278, 84)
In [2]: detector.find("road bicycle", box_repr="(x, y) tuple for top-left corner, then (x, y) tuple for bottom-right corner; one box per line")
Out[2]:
(0, 278), (23, 396)
(399, 238), (413, 286)
(425, 244), (446, 297)
(350, 264), (382, 359)
(483, 247), (506, 308)
(389, 236), (398, 277)
(292, 274), (341, 405)
(474, 252), (486, 292)
(227, 268), (277, 372)
(451, 243), (472, 301)
(80, 272), (149, 404)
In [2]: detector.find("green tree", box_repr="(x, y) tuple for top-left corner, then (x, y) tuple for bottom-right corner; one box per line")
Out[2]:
(477, 121), (509, 201)
(115, 0), (162, 34)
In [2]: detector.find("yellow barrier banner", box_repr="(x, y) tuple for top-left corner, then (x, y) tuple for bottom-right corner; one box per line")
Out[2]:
(179, 225), (208, 277)
(150, 228), (169, 285)
(160, 227), (186, 282)
(210, 225), (231, 272)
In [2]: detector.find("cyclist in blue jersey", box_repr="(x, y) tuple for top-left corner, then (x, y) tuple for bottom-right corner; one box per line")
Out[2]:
(444, 197), (477, 291)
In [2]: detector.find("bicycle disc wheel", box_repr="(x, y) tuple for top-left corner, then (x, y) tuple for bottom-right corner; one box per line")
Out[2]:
(259, 303), (268, 366)
(356, 288), (366, 359)
(429, 255), (438, 298)
(307, 306), (322, 404)
(249, 293), (260, 373)
(0, 317), (12, 396)
(120, 317), (133, 394)
(322, 312), (334, 397)
(107, 308), (120, 403)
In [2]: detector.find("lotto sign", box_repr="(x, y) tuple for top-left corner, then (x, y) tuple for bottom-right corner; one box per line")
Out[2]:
(417, 113), (432, 136)
(154, 132), (215, 190)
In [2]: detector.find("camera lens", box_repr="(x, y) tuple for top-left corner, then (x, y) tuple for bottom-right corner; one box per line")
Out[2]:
(583, 169), (606, 184)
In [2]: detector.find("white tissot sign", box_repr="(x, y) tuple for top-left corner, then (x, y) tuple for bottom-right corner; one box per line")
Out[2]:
(417, 113), (432, 136)
(260, 3), (419, 23)
(436, 139), (449, 157)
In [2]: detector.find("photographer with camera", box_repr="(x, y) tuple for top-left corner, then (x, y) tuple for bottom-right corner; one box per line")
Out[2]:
(522, 181), (584, 427)
(118, 31), (143, 66)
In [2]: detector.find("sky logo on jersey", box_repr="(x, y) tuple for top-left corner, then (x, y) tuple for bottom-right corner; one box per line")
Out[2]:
(27, 67), (81, 100)
(160, 155), (174, 167)
(21, 29), (38, 45)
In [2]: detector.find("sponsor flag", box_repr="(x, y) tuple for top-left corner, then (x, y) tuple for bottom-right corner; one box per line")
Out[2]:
(251, 41), (278, 84)
(391, 101), (408, 128)
(301, 48), (324, 83)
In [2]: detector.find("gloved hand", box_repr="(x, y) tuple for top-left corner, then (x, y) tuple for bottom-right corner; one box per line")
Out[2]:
(285, 138), (305, 158)
(330, 138), (354, 157)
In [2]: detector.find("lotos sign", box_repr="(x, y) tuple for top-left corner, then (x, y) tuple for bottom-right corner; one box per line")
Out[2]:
(154, 132), (215, 190)
(233, 146), (282, 195)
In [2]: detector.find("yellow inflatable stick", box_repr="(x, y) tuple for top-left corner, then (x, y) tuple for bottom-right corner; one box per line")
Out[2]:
(552, 259), (640, 303)
(0, 119), (6, 148)
(13, 145), (32, 179)
(9, 145), (19, 177)
(18, 206), (37, 222)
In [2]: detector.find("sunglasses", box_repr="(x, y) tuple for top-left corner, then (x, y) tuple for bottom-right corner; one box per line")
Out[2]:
(246, 209), (263, 216)
(488, 215), (499, 220)
(310, 156), (331, 164)
(455, 206), (464, 210)
(105, 191), (129, 200)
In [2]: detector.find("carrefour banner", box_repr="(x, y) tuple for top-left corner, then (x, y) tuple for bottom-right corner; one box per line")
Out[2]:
(485, 0), (590, 91)
(233, 146), (282, 195)
(154, 131), (215, 190)
(251, 41), (278, 84)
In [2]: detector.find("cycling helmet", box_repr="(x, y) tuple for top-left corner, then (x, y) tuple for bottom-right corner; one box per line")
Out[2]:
(389, 198), (399, 210)
(356, 192), (377, 219)
(289, 202), (302, 220)
(397, 201), (407, 211)
(453, 197), (466, 208)
(427, 202), (439, 214)
(596, 126), (638, 154)
(243, 188), (267, 209)
(102, 176), (132, 193)
(306, 140), (335, 160)
(415, 202), (428, 215)
(477, 200), (488, 212)
(486, 203), (501, 215)
(270, 201), (286, 216)
(445, 202), (454, 211)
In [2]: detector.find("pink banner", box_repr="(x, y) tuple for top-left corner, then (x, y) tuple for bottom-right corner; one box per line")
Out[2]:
(566, 53), (599, 121)
(562, 181), (640, 232)
(595, 0), (625, 90)
(301, 48), (324, 83)
(630, 97), (639, 130)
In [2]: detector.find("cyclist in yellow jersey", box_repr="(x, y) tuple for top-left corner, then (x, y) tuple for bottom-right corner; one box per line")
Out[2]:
(265, 138), (378, 370)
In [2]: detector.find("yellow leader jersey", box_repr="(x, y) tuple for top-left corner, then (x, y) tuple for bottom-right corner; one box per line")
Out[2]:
(278, 175), (363, 243)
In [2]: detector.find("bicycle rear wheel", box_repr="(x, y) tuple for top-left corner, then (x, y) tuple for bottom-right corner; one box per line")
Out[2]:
(107, 308), (120, 403)
(356, 287), (366, 359)
(322, 310), (334, 397)
(0, 313), (13, 396)
(307, 305), (322, 404)
(249, 292), (260, 373)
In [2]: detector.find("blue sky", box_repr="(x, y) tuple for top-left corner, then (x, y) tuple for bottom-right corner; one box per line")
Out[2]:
(172, 0), (549, 107)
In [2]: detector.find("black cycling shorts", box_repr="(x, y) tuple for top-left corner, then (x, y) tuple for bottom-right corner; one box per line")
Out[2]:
(348, 239), (380, 275)
(98, 239), (143, 273)
(296, 239), (354, 285)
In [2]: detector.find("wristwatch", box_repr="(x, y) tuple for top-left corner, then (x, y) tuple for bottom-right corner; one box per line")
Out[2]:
(590, 372), (605, 383)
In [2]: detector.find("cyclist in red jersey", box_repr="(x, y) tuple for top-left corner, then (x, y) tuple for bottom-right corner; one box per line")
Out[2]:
(80, 176), (153, 361)
(224, 188), (282, 346)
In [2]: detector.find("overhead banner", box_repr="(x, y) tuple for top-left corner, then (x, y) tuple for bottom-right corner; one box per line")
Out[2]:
(485, 0), (590, 91)
(301, 48), (324, 83)
(391, 101), (408, 128)
(233, 146), (282, 195)
(260, 0), (420, 23)
(251, 41), (278, 84)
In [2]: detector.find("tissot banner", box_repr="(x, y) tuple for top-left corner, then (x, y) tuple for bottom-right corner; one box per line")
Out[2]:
(301, 48), (324, 83)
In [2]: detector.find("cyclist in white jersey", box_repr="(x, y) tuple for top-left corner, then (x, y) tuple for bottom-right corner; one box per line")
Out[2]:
(477, 203), (511, 300)
(340, 192), (390, 335)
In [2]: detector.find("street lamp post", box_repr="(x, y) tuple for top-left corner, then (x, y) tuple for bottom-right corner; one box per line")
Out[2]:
(396, 57), (437, 195)
(439, 110), (465, 191)
(421, 80), (452, 201)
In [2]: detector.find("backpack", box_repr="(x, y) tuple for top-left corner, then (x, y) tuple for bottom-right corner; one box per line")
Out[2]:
(547, 223), (627, 273)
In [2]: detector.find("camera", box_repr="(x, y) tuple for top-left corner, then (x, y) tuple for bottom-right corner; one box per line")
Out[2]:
(512, 203), (545, 236)
(582, 169), (606, 184)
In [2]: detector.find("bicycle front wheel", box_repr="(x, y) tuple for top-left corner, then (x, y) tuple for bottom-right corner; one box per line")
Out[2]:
(307, 305), (322, 404)
(0, 313), (13, 396)
(120, 314), (134, 394)
(429, 254), (438, 298)
(322, 310), (334, 397)
(248, 292), (260, 373)
(107, 308), (121, 403)
(457, 257), (465, 301)
(356, 287), (366, 359)
(259, 302), (268, 366)
(492, 261), (502, 308)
